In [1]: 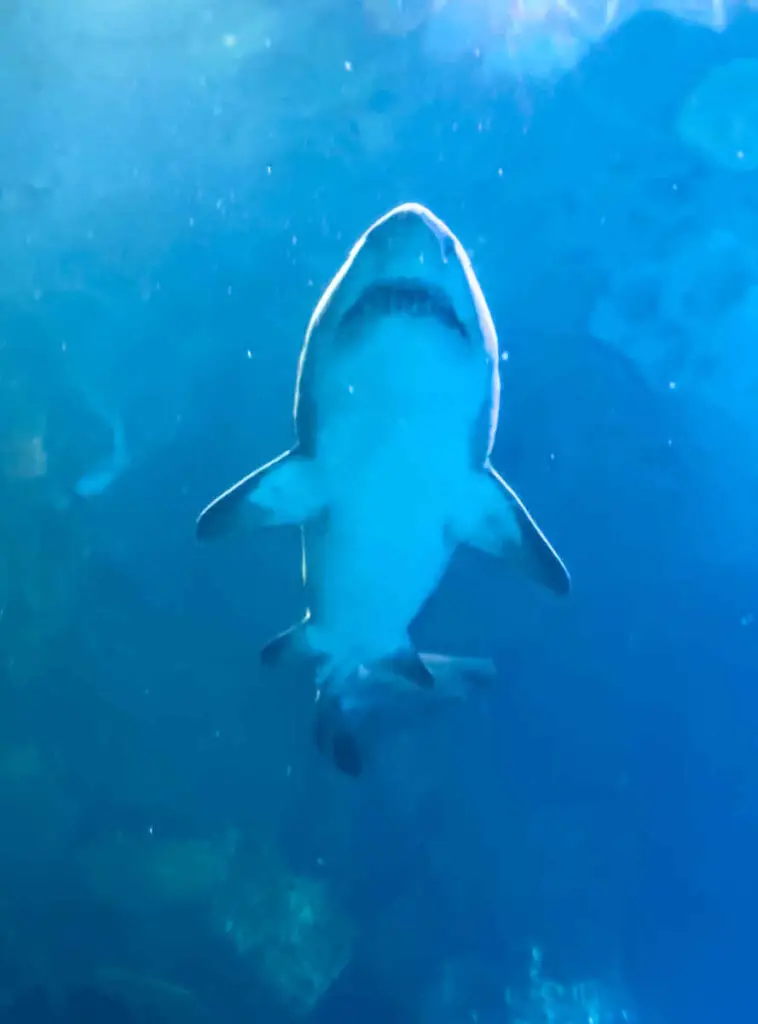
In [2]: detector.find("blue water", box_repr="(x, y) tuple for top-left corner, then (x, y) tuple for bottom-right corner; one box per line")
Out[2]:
(2, 3), (758, 1022)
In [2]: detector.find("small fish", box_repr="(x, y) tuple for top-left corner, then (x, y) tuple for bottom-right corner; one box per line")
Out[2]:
(196, 203), (570, 775)
(74, 411), (129, 499)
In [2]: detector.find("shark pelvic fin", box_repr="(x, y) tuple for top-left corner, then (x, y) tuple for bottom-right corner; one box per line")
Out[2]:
(260, 617), (327, 671)
(414, 653), (496, 694)
(454, 466), (570, 595)
(375, 647), (436, 689)
(196, 448), (325, 542)
(313, 653), (496, 778)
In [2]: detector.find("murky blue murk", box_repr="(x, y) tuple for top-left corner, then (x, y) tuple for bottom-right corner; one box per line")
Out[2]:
(0, 2), (756, 1022)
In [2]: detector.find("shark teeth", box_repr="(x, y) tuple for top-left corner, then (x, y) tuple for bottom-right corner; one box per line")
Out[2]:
(339, 277), (469, 341)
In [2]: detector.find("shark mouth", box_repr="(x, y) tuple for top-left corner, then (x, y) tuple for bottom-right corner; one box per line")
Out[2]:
(339, 277), (469, 341)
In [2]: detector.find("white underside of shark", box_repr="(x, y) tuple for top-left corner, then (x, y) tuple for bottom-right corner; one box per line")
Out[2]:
(196, 202), (570, 775)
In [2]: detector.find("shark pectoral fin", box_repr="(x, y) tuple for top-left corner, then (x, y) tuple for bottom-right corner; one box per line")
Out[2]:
(456, 467), (570, 596)
(196, 448), (325, 542)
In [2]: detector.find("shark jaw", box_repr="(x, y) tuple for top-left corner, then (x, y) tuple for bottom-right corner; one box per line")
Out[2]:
(338, 277), (470, 343)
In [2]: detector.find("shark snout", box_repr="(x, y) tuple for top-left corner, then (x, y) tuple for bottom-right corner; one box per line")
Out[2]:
(362, 203), (455, 286)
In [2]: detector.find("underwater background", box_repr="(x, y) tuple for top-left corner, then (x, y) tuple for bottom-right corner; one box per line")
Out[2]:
(2, 1), (758, 1021)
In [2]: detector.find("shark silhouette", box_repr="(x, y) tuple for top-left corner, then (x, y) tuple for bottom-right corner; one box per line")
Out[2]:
(196, 203), (570, 775)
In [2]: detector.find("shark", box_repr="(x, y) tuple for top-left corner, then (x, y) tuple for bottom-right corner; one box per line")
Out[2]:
(196, 202), (570, 776)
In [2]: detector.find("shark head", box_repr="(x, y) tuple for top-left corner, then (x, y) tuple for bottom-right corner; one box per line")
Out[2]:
(307, 204), (497, 344)
(308, 203), (497, 351)
(297, 202), (501, 457)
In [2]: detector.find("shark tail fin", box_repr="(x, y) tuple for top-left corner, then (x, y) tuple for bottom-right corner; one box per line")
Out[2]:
(196, 447), (325, 542)
(315, 653), (496, 778)
(314, 690), (364, 777)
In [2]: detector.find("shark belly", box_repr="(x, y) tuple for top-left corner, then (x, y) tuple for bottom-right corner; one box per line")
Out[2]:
(304, 460), (453, 669)
(304, 314), (481, 674)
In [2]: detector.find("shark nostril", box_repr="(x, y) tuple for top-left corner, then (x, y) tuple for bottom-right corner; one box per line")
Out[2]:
(441, 235), (455, 262)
